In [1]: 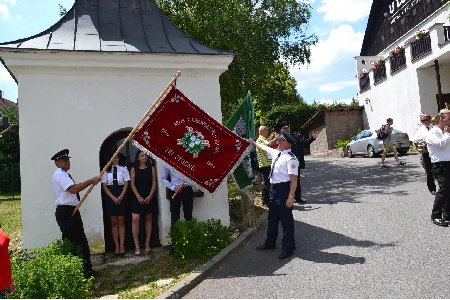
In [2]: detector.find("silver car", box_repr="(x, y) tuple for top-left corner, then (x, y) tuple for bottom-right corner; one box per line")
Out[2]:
(346, 129), (410, 158)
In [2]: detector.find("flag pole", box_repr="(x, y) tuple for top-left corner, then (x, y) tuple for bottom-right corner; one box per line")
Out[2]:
(72, 71), (182, 216)
(171, 179), (187, 199)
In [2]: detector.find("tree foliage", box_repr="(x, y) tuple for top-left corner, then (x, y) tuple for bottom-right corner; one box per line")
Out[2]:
(0, 105), (19, 164)
(155, 0), (317, 121)
(262, 102), (360, 137)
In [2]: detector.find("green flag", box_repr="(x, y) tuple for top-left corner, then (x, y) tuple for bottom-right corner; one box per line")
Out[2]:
(225, 91), (255, 190)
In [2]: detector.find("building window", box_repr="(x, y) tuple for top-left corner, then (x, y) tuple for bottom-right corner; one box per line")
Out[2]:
(359, 73), (370, 93)
(411, 32), (431, 62)
(390, 50), (407, 74)
(374, 64), (387, 83)
(444, 26), (450, 43)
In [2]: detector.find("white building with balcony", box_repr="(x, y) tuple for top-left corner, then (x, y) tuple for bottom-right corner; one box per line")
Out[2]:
(356, 0), (450, 136)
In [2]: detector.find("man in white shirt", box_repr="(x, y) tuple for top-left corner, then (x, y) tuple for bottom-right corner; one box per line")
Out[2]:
(412, 112), (436, 195)
(161, 166), (194, 228)
(51, 149), (101, 276)
(248, 130), (298, 260)
(425, 109), (450, 227)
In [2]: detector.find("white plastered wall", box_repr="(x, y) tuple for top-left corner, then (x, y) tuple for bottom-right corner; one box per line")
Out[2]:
(1, 50), (234, 251)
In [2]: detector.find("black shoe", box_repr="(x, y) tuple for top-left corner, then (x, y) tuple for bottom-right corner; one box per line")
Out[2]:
(295, 199), (306, 204)
(256, 244), (275, 250)
(430, 191), (436, 195)
(278, 251), (293, 259)
(432, 218), (448, 227)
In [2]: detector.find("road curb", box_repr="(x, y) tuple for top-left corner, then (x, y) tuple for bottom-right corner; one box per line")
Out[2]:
(157, 212), (268, 299)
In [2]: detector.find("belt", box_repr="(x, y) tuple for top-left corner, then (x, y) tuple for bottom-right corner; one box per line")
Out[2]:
(271, 181), (290, 187)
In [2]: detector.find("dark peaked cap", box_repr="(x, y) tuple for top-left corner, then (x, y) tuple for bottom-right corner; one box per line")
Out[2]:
(277, 130), (297, 145)
(51, 149), (70, 161)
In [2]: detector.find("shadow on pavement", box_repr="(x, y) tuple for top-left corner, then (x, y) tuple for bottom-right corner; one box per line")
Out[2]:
(300, 154), (423, 205)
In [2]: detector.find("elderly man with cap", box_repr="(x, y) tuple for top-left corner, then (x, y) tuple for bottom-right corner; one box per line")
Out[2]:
(248, 130), (299, 259)
(51, 149), (101, 277)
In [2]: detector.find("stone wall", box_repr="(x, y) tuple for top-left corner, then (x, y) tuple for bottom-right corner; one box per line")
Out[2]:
(325, 110), (364, 150)
(309, 109), (364, 157)
(310, 125), (327, 156)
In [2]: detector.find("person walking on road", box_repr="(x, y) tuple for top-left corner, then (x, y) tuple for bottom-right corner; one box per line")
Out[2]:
(426, 109), (450, 227)
(248, 130), (299, 260)
(379, 118), (406, 169)
(412, 113), (436, 195)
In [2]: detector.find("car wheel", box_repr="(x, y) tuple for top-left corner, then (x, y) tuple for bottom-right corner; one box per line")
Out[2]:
(398, 149), (408, 156)
(347, 146), (354, 158)
(367, 145), (377, 158)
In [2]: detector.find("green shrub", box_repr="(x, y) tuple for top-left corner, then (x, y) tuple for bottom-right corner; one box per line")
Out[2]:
(169, 218), (231, 260)
(8, 240), (93, 299)
(333, 128), (362, 149)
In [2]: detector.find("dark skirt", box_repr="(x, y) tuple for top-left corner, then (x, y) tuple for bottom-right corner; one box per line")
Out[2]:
(131, 167), (158, 215)
(104, 185), (127, 217)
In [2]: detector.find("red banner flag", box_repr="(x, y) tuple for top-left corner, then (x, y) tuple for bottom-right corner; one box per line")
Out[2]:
(133, 86), (250, 193)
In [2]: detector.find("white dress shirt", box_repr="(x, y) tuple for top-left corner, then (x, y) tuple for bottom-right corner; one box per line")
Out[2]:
(161, 166), (192, 191)
(101, 165), (130, 185)
(266, 148), (299, 184)
(412, 124), (433, 144)
(52, 168), (79, 206)
(426, 126), (450, 163)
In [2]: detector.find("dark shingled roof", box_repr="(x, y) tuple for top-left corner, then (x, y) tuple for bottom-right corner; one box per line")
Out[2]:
(0, 0), (233, 55)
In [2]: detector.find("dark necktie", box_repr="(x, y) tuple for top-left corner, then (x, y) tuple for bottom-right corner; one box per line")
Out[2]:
(67, 173), (80, 201)
(113, 166), (118, 188)
(269, 152), (282, 178)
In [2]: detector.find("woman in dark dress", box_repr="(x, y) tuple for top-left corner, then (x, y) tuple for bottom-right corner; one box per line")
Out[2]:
(130, 150), (157, 255)
(101, 152), (130, 256)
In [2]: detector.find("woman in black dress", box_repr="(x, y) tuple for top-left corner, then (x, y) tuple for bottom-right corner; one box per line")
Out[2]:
(130, 150), (157, 255)
(101, 152), (130, 256)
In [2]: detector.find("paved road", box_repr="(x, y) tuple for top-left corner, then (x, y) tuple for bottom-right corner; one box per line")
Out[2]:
(184, 153), (450, 298)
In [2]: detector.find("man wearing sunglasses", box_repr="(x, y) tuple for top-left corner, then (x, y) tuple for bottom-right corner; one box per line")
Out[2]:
(412, 113), (436, 195)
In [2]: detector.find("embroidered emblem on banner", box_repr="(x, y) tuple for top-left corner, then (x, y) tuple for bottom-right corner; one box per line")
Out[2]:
(177, 126), (210, 158)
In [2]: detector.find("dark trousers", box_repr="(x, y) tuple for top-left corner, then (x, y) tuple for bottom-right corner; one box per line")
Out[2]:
(295, 166), (302, 200)
(260, 166), (271, 204)
(55, 205), (92, 271)
(265, 182), (295, 252)
(430, 162), (450, 221)
(170, 186), (194, 227)
(422, 153), (436, 192)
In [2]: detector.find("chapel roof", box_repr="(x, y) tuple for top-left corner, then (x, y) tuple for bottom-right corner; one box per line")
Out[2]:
(0, 0), (233, 55)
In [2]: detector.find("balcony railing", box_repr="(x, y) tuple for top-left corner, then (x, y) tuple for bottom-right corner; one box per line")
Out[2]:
(444, 26), (450, 43)
(390, 51), (407, 74)
(359, 73), (370, 92)
(411, 32), (431, 61)
(373, 64), (386, 83)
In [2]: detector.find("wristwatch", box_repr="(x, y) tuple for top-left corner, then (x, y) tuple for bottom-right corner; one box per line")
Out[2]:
(288, 194), (294, 199)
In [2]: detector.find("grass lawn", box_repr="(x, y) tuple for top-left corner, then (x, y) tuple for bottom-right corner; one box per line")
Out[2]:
(0, 191), (21, 200)
(0, 199), (22, 252)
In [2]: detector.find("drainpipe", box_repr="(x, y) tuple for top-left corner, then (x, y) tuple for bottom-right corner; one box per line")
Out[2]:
(435, 60), (443, 111)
